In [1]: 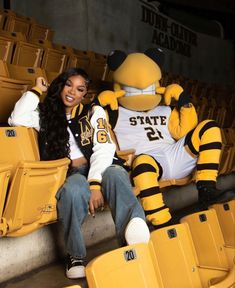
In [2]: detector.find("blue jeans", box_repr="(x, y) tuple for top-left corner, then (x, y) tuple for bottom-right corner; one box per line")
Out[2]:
(56, 164), (145, 259)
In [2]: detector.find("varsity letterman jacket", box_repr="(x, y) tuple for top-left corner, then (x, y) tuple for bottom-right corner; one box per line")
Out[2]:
(8, 88), (118, 188)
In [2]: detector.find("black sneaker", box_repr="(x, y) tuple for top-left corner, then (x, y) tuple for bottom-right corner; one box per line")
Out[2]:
(66, 254), (85, 279)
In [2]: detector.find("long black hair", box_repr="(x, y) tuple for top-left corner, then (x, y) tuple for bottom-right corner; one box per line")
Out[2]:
(39, 67), (90, 160)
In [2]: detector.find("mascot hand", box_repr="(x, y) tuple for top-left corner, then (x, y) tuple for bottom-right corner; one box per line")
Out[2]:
(163, 84), (184, 106)
(98, 90), (125, 110)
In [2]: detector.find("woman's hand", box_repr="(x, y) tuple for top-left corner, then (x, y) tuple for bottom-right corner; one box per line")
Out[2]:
(89, 189), (104, 217)
(35, 77), (49, 93)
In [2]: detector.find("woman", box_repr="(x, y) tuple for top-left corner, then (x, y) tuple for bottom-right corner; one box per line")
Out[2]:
(8, 68), (150, 279)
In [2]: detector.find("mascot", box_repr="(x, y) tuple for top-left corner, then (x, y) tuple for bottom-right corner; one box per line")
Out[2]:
(98, 48), (223, 228)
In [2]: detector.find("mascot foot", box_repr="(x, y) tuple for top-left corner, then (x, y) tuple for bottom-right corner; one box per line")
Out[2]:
(197, 181), (235, 210)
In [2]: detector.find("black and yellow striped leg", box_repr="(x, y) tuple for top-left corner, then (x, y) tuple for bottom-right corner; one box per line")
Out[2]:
(185, 120), (222, 182)
(131, 154), (171, 226)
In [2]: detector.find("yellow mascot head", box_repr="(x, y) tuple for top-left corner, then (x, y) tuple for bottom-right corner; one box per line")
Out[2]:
(107, 48), (164, 111)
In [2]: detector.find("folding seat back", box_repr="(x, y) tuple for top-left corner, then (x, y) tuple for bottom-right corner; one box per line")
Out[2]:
(150, 223), (234, 288)
(86, 243), (163, 288)
(0, 76), (30, 123)
(53, 43), (74, 54)
(0, 59), (9, 77)
(7, 63), (47, 86)
(150, 223), (203, 287)
(210, 200), (235, 247)
(45, 70), (59, 85)
(0, 30), (27, 41)
(0, 127), (40, 175)
(0, 162), (11, 236)
(66, 54), (79, 69)
(0, 9), (7, 29)
(30, 39), (67, 72)
(102, 65), (113, 82)
(87, 52), (107, 81)
(88, 60), (106, 81)
(73, 49), (90, 71)
(41, 48), (67, 73)
(28, 23), (54, 41)
(180, 209), (229, 269)
(12, 41), (44, 67)
(4, 14), (31, 36)
(30, 38), (54, 49)
(0, 35), (14, 63)
(0, 126), (69, 236)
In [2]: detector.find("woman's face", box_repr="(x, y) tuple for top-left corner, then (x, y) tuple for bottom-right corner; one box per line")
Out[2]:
(61, 74), (87, 113)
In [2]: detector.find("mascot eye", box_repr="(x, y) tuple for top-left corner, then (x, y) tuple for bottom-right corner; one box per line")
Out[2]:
(145, 47), (165, 67)
(107, 50), (127, 71)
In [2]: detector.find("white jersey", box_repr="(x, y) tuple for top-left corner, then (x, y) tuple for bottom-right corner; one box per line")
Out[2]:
(114, 106), (197, 180)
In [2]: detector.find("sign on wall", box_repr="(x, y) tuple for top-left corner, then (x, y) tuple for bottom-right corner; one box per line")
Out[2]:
(140, 0), (197, 57)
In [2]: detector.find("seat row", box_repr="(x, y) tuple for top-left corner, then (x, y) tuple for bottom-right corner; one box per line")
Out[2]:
(86, 202), (235, 288)
(0, 8), (54, 41)
(0, 29), (107, 80)
(0, 127), (69, 237)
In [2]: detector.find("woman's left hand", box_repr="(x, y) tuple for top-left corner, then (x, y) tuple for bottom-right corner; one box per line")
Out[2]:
(89, 189), (104, 217)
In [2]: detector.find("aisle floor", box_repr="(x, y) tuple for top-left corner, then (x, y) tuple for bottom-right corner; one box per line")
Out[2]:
(0, 238), (119, 288)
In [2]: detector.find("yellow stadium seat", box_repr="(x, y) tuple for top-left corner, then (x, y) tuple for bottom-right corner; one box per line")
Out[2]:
(28, 22), (54, 41)
(150, 223), (235, 288)
(7, 63), (47, 87)
(86, 243), (163, 288)
(0, 162), (12, 236)
(0, 35), (14, 63)
(0, 127), (69, 236)
(30, 38), (67, 72)
(150, 223), (203, 287)
(52, 43), (75, 69)
(180, 209), (234, 269)
(0, 76), (31, 123)
(0, 28), (42, 68)
(0, 59), (9, 77)
(45, 70), (59, 85)
(73, 49), (90, 71)
(12, 41), (44, 67)
(41, 48), (67, 73)
(210, 200), (235, 247)
(0, 28), (27, 41)
(87, 51), (107, 81)
(53, 43), (74, 54)
(86, 224), (234, 288)
(0, 9), (7, 29)
(4, 13), (32, 36)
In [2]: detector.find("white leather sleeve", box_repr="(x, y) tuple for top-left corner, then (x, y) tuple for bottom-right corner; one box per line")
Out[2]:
(88, 105), (116, 183)
(8, 91), (40, 131)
